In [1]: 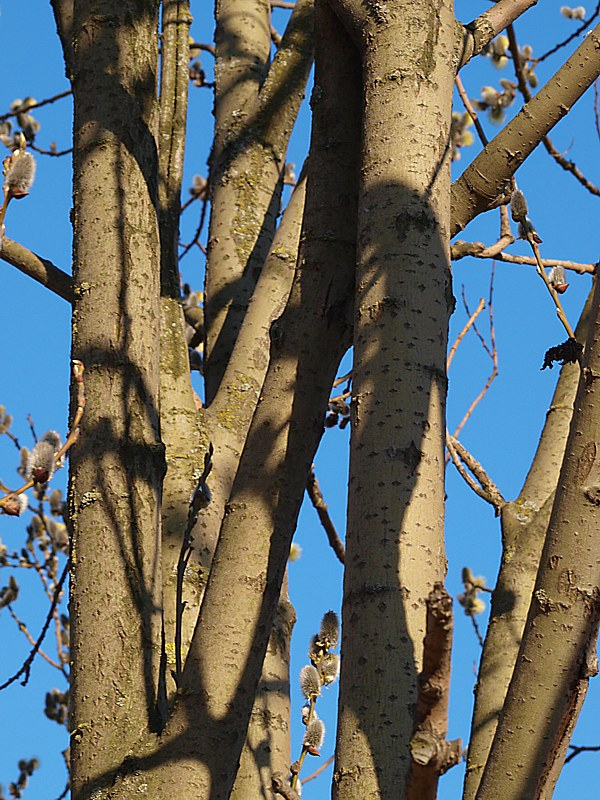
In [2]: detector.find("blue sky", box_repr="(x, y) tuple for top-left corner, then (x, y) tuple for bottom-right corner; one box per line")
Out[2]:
(1, 1), (599, 797)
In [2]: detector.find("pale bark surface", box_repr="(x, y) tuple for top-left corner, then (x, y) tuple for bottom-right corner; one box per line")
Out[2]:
(332, 0), (455, 796)
(68, 1), (165, 795)
(103, 0), (360, 792)
(204, 0), (314, 401)
(231, 584), (295, 799)
(475, 277), (600, 799)
(463, 295), (593, 800)
(28, 1), (600, 798)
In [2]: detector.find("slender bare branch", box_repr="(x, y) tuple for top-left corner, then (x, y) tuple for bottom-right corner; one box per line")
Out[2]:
(451, 241), (596, 274)
(455, 75), (489, 147)
(302, 754), (335, 783)
(565, 744), (600, 764)
(451, 23), (600, 236)
(474, 274), (600, 800)
(8, 606), (63, 671)
(507, 24), (600, 197)
(0, 90), (72, 123)
(447, 297), (485, 370)
(306, 466), (345, 564)
(0, 560), (68, 691)
(534, 0), (600, 63)
(447, 435), (505, 513)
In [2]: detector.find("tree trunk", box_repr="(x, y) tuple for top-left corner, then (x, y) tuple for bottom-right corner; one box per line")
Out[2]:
(331, 0), (456, 797)
(68, 1), (164, 795)
(475, 275), (600, 799)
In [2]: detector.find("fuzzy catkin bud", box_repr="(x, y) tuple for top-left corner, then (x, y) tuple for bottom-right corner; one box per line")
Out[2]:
(510, 188), (528, 220)
(548, 266), (568, 292)
(2, 493), (28, 517)
(308, 634), (320, 663)
(302, 718), (325, 751)
(26, 441), (56, 483)
(318, 610), (339, 648)
(4, 151), (36, 198)
(320, 652), (340, 684)
(40, 430), (62, 451)
(300, 664), (321, 699)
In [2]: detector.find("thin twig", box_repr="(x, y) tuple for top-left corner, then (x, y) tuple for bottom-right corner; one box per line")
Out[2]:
(0, 90), (72, 123)
(447, 434), (505, 513)
(455, 75), (488, 147)
(1, 429), (21, 451)
(565, 744), (600, 764)
(508, 24), (600, 197)
(7, 606), (63, 670)
(447, 297), (485, 370)
(449, 273), (499, 444)
(0, 559), (69, 690)
(452, 368), (498, 442)
(52, 782), (70, 800)
(190, 41), (216, 56)
(467, 269), (497, 363)
(533, 0), (600, 64)
(27, 414), (38, 443)
(29, 142), (72, 157)
(332, 370), (352, 389)
(451, 242), (596, 274)
(271, 24), (283, 47)
(508, 187), (576, 338)
(470, 614), (484, 647)
(302, 754), (335, 783)
(329, 389), (351, 405)
(306, 466), (345, 564)
(178, 194), (209, 261)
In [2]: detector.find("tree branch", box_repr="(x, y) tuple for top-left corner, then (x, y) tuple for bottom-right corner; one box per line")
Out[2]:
(534, 0), (600, 64)
(407, 584), (462, 796)
(447, 435), (505, 513)
(463, 291), (594, 800)
(0, 560), (68, 691)
(1, 237), (74, 302)
(474, 275), (600, 800)
(141, 8), (360, 794)
(0, 90), (72, 123)
(451, 241), (596, 274)
(451, 23), (600, 237)
(459, 0), (539, 67)
(306, 465), (345, 564)
(204, 0), (314, 401)
(507, 23), (600, 197)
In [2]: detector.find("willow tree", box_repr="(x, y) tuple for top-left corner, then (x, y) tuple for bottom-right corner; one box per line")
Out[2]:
(1, 0), (600, 798)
